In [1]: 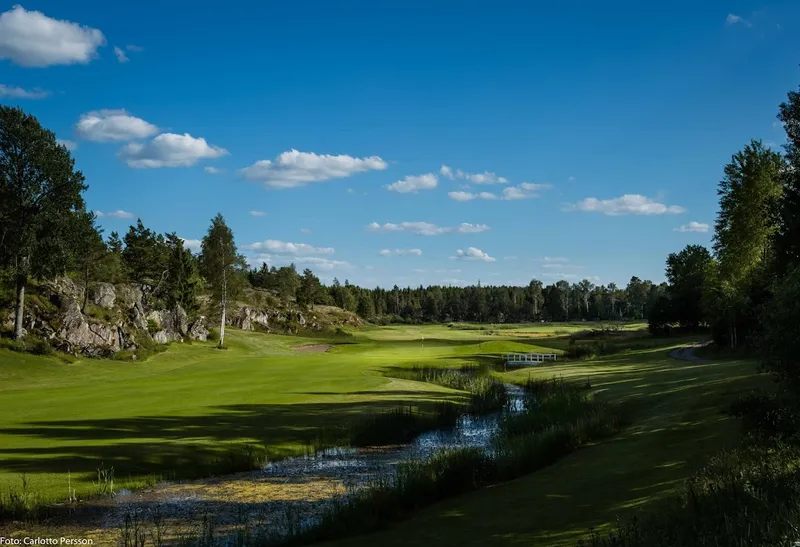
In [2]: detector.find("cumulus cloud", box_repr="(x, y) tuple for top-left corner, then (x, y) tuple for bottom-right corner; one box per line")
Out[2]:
(379, 248), (423, 256)
(366, 221), (490, 236)
(451, 247), (496, 262)
(386, 173), (438, 193)
(244, 239), (335, 255)
(119, 133), (228, 168)
(439, 164), (508, 184)
(449, 182), (551, 201)
(0, 84), (49, 99)
(241, 149), (387, 189)
(675, 221), (709, 233)
(57, 139), (77, 151)
(0, 5), (106, 67)
(75, 109), (159, 142)
(95, 210), (134, 219)
(566, 194), (686, 216)
(181, 238), (202, 252)
(113, 46), (128, 63)
(249, 210), (267, 217)
(726, 13), (751, 27)
(204, 166), (223, 174)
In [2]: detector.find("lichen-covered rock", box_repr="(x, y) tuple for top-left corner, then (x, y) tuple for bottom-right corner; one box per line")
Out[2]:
(153, 330), (170, 344)
(89, 282), (116, 309)
(188, 316), (209, 341)
(56, 300), (120, 354)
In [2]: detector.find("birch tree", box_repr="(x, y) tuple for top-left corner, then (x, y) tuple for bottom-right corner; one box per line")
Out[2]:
(199, 214), (245, 348)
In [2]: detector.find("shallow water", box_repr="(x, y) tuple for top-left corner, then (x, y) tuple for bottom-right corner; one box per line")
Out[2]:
(106, 383), (527, 542)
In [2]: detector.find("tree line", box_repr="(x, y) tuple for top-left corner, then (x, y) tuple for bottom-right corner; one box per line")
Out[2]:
(247, 263), (664, 323)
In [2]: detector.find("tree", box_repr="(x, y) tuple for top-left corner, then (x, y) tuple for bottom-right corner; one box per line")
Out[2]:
(70, 211), (107, 312)
(297, 268), (321, 308)
(0, 106), (87, 339)
(164, 233), (199, 315)
(663, 245), (712, 328)
(199, 214), (246, 348)
(714, 140), (784, 281)
(103, 231), (126, 283)
(275, 264), (301, 300)
(709, 140), (784, 346)
(774, 84), (800, 272)
(122, 219), (169, 290)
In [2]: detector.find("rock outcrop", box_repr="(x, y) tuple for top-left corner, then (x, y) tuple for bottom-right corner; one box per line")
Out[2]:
(89, 282), (116, 309)
(188, 316), (209, 341)
(56, 299), (120, 357)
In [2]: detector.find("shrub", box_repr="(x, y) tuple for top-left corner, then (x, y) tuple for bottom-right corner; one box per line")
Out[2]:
(208, 327), (220, 342)
(146, 319), (160, 336)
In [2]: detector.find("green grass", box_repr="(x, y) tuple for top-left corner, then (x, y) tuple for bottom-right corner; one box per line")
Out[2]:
(0, 321), (761, 546)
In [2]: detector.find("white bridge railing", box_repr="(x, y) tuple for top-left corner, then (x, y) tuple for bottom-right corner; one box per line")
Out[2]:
(503, 353), (558, 366)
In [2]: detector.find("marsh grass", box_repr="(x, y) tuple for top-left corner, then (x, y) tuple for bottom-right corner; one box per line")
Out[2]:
(347, 403), (461, 446)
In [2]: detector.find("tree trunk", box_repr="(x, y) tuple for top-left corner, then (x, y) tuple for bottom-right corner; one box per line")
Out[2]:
(13, 273), (27, 340)
(82, 265), (90, 313)
(218, 274), (227, 349)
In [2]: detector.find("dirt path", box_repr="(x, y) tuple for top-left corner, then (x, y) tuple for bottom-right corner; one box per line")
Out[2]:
(669, 341), (712, 362)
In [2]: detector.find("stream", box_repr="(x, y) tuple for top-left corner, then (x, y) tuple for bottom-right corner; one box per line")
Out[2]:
(103, 384), (528, 543)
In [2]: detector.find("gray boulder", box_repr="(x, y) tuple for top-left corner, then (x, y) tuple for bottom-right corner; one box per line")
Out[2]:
(188, 316), (209, 341)
(152, 330), (170, 344)
(89, 282), (116, 309)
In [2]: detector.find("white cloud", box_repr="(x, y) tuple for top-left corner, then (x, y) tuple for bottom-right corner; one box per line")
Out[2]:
(543, 257), (569, 263)
(386, 173), (438, 193)
(366, 221), (490, 236)
(126, 44), (143, 52)
(300, 228), (312, 234)
(379, 248), (423, 256)
(449, 182), (551, 201)
(0, 5), (106, 67)
(244, 239), (335, 255)
(75, 109), (159, 142)
(439, 164), (508, 184)
(249, 210), (267, 217)
(726, 13), (751, 27)
(0, 84), (49, 99)
(95, 210), (134, 219)
(241, 149), (387, 189)
(464, 171), (508, 184)
(113, 46), (128, 63)
(675, 221), (709, 233)
(435, 269), (462, 274)
(448, 191), (476, 202)
(57, 139), (77, 151)
(181, 238), (202, 252)
(566, 194), (686, 216)
(452, 247), (496, 262)
(204, 166), (223, 174)
(119, 133), (228, 168)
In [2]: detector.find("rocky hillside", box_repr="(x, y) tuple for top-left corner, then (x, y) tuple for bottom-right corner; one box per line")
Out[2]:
(2, 277), (362, 358)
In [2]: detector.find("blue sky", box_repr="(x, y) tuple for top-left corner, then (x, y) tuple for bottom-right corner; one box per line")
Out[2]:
(1, 1), (797, 288)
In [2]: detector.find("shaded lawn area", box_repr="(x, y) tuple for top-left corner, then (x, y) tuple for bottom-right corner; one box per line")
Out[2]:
(325, 348), (763, 547)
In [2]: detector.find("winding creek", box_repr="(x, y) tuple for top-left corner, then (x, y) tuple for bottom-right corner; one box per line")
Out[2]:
(96, 383), (527, 543)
